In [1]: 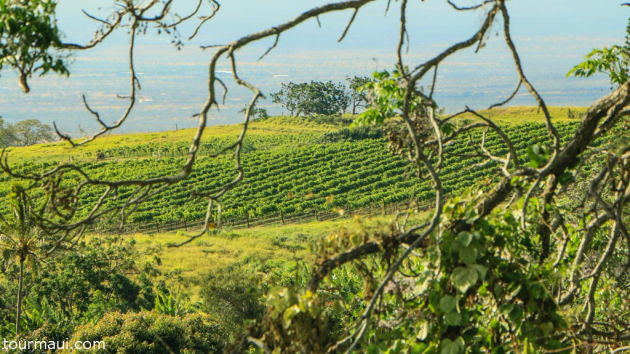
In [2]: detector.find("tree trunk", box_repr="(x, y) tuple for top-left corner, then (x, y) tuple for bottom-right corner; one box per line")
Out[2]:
(16, 257), (24, 336)
(18, 73), (30, 94)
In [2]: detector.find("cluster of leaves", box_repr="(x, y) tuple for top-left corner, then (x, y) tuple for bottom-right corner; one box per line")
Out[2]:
(0, 183), (44, 336)
(347, 76), (374, 115)
(240, 190), (571, 353)
(0, 0), (69, 93)
(227, 255), (365, 353)
(251, 104), (270, 120)
(356, 70), (417, 126)
(200, 264), (267, 336)
(318, 125), (384, 143)
(153, 290), (199, 317)
(567, 17), (630, 86)
(356, 69), (441, 163)
(401, 193), (568, 354)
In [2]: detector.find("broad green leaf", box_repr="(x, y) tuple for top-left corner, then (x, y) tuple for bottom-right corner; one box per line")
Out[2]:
(411, 344), (427, 354)
(507, 283), (522, 299)
(558, 171), (573, 186)
(490, 318), (499, 330)
(451, 267), (479, 293)
(540, 322), (554, 335)
(499, 304), (514, 316)
(368, 344), (380, 354)
(456, 231), (473, 247)
(472, 264), (488, 280)
(454, 337), (465, 352)
(439, 295), (457, 313)
(493, 283), (505, 298)
(459, 248), (477, 266)
(445, 311), (462, 326)
(440, 339), (461, 354)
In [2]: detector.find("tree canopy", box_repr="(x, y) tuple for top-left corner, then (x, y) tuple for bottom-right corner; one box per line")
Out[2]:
(271, 81), (350, 116)
(0, 0), (69, 93)
(271, 78), (372, 117)
(0, 118), (54, 148)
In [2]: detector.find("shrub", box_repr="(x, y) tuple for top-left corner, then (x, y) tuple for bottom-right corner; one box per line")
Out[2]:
(61, 311), (225, 354)
(200, 265), (265, 337)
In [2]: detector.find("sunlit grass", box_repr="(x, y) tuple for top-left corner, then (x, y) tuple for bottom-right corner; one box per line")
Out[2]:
(128, 210), (429, 301)
(458, 106), (587, 125)
(6, 108), (586, 163)
(4, 116), (339, 163)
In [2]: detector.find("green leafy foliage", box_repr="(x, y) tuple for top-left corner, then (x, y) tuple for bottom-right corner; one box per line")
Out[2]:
(0, 235), (160, 338)
(567, 18), (630, 86)
(238, 259), (365, 353)
(154, 290), (197, 317)
(356, 70), (411, 126)
(0, 0), (69, 93)
(0, 183), (46, 335)
(62, 311), (225, 354)
(525, 144), (550, 168)
(567, 45), (629, 85)
(200, 264), (266, 335)
(246, 191), (570, 353)
(347, 76), (374, 114)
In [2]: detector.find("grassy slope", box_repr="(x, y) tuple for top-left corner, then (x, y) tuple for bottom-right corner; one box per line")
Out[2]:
(5, 116), (339, 162)
(134, 211), (429, 301)
(6, 107), (584, 162)
(458, 106), (588, 124)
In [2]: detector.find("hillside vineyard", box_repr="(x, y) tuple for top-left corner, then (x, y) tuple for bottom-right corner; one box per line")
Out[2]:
(0, 121), (580, 228)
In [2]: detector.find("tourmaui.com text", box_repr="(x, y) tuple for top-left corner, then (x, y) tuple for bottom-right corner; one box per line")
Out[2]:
(2, 339), (105, 351)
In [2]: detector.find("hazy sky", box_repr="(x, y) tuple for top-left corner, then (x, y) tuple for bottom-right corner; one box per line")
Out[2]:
(1, 0), (629, 134)
(53, 0), (627, 49)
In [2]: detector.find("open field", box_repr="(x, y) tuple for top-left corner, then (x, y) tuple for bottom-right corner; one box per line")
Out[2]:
(127, 210), (430, 301)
